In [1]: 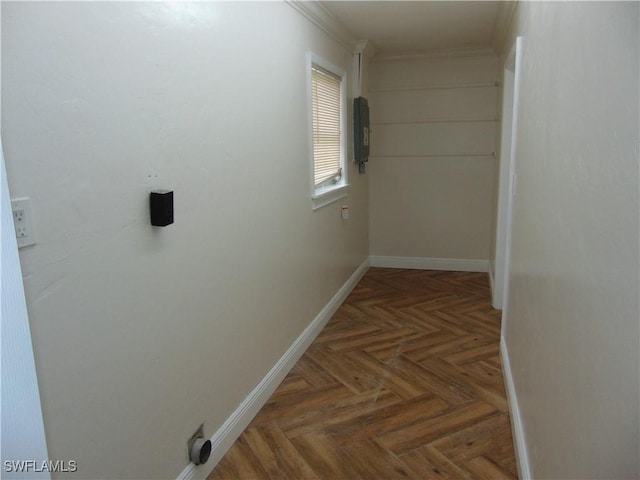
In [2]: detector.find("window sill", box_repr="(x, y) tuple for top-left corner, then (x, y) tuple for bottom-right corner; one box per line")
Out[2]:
(312, 184), (348, 210)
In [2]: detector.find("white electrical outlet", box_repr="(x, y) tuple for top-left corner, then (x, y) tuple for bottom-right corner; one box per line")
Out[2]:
(11, 197), (36, 248)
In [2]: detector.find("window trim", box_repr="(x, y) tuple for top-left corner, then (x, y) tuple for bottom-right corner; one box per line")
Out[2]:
(307, 52), (348, 210)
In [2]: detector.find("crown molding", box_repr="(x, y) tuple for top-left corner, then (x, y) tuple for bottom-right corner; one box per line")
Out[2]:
(286, 1), (358, 52)
(491, 0), (519, 54)
(372, 45), (497, 63)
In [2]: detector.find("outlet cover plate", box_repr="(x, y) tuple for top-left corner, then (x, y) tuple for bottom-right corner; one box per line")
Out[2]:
(11, 197), (36, 248)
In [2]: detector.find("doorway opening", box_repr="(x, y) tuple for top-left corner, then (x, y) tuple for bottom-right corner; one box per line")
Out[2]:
(492, 36), (523, 321)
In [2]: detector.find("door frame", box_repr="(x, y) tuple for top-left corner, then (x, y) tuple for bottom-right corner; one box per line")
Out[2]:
(493, 36), (523, 321)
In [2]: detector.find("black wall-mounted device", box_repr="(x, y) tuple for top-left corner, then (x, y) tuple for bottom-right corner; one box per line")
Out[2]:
(353, 97), (370, 165)
(150, 190), (174, 227)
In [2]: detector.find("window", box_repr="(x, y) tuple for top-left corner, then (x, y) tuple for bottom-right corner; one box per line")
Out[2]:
(308, 53), (347, 209)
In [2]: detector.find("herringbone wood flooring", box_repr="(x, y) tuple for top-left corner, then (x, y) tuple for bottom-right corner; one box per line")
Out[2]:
(208, 268), (517, 480)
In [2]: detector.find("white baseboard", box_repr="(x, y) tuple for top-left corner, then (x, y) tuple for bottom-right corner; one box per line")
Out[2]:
(500, 337), (531, 480)
(177, 258), (370, 480)
(370, 255), (489, 272)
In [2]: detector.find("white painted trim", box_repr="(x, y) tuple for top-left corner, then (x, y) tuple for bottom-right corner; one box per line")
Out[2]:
(369, 256), (488, 272)
(312, 184), (349, 210)
(372, 46), (496, 63)
(498, 36), (524, 331)
(286, 1), (357, 52)
(500, 337), (531, 480)
(176, 258), (370, 480)
(493, 36), (523, 313)
(488, 263), (498, 309)
(491, 0), (519, 54)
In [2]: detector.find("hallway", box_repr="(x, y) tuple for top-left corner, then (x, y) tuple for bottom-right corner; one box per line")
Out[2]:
(209, 268), (516, 479)
(2, 2), (637, 478)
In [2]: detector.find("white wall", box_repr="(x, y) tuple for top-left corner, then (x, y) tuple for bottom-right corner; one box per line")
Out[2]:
(1, 3), (368, 478)
(1, 146), (50, 479)
(368, 53), (498, 266)
(499, 2), (639, 478)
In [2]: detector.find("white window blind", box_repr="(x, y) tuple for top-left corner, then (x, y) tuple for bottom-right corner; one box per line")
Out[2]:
(311, 65), (342, 187)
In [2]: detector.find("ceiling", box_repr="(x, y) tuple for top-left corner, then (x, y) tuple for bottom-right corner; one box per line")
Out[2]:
(319, 1), (503, 57)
